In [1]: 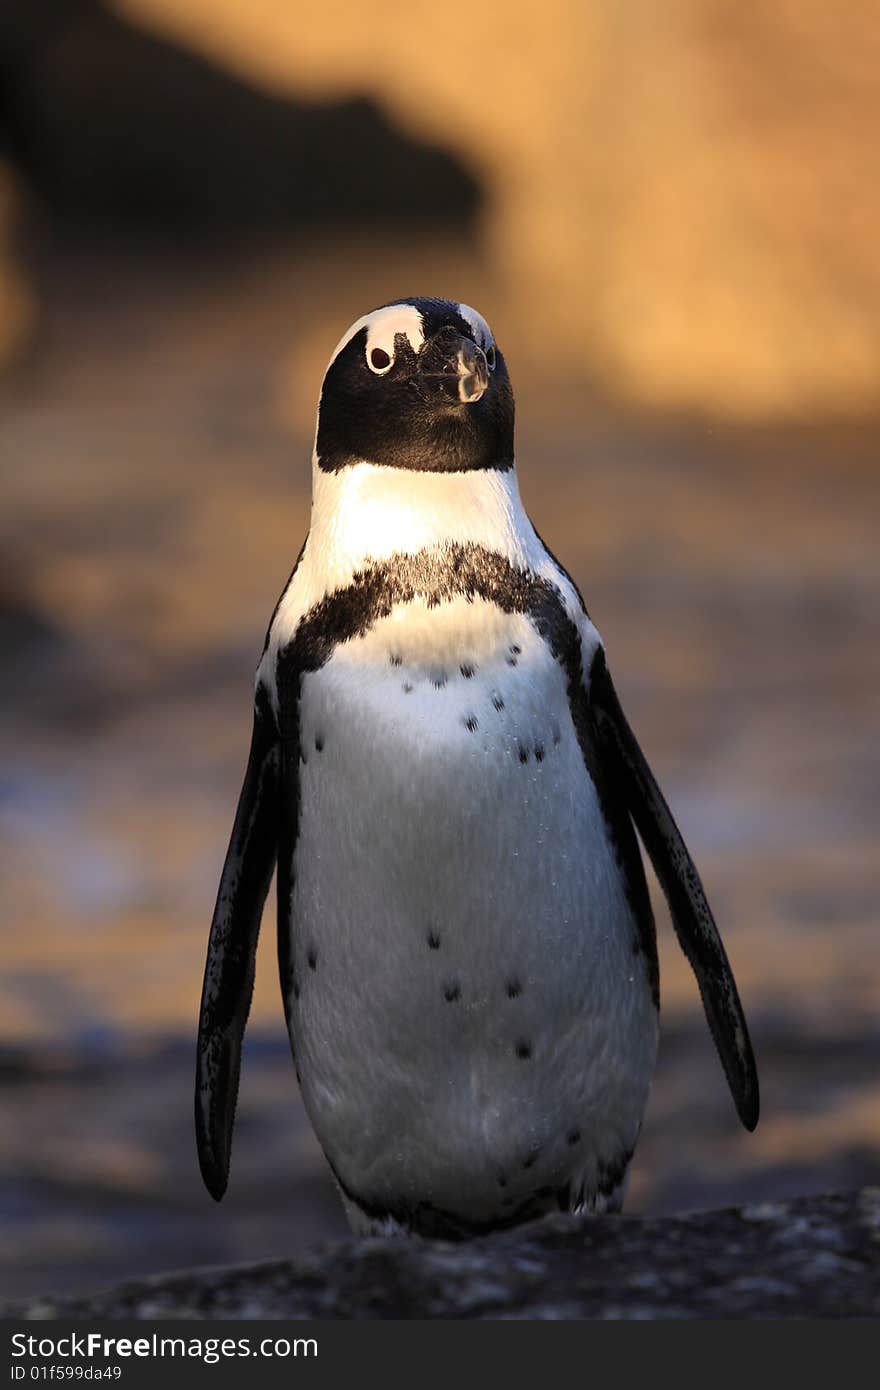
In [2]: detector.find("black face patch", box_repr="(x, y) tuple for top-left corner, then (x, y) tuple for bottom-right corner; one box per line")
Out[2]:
(315, 297), (514, 474)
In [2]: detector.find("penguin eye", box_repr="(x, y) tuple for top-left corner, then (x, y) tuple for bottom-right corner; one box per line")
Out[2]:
(368, 346), (392, 373)
(485, 344), (496, 370)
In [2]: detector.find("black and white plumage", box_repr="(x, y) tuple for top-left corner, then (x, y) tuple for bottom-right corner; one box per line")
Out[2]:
(196, 296), (758, 1237)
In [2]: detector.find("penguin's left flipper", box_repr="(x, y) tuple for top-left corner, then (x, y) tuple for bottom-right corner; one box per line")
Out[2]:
(195, 686), (280, 1200)
(590, 648), (759, 1131)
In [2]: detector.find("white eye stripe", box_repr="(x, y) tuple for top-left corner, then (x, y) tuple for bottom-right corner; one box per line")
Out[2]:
(457, 302), (495, 354)
(327, 304), (426, 373)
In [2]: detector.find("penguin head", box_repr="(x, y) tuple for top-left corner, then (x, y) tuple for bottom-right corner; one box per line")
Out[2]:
(315, 297), (514, 474)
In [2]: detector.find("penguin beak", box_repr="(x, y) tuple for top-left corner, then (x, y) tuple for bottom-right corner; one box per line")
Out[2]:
(455, 340), (489, 403)
(419, 330), (489, 405)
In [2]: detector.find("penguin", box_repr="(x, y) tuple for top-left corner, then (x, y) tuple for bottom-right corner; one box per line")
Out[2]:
(195, 296), (758, 1237)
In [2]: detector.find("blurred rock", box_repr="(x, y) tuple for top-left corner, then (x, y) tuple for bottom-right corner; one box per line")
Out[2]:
(116, 0), (880, 418)
(0, 0), (480, 236)
(0, 161), (34, 367)
(7, 1189), (879, 1318)
(0, 561), (75, 714)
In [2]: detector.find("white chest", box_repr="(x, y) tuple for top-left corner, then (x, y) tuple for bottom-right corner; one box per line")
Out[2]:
(282, 595), (658, 1221)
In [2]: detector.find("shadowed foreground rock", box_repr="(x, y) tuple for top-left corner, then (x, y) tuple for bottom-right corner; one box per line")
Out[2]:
(8, 1191), (879, 1320)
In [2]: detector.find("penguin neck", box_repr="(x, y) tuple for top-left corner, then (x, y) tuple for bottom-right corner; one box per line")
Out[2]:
(307, 457), (535, 592)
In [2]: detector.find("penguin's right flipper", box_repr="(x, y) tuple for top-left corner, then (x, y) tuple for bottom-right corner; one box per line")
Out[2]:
(195, 686), (280, 1200)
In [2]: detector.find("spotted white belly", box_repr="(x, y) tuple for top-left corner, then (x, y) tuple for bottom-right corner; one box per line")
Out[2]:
(284, 595), (658, 1224)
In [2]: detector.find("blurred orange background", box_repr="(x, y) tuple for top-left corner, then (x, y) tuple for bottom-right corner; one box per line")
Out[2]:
(1, 0), (878, 1301)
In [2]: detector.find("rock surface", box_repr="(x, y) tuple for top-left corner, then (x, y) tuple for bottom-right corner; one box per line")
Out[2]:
(0, 0), (479, 233)
(7, 1190), (879, 1320)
